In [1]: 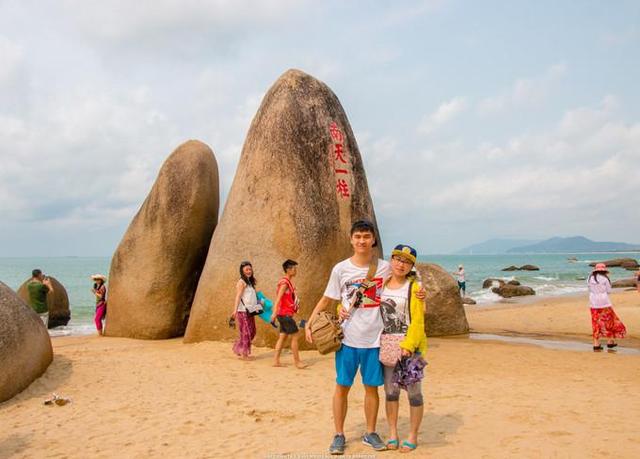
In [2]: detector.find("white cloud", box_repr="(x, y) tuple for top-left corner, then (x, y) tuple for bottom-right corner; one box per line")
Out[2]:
(478, 63), (568, 115)
(417, 97), (468, 135)
(62, 0), (307, 42)
(0, 35), (23, 86)
(369, 96), (639, 249)
(600, 27), (638, 47)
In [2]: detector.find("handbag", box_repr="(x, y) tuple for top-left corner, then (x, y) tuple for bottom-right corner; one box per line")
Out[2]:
(379, 280), (414, 366)
(379, 334), (405, 366)
(240, 287), (264, 316)
(309, 311), (344, 354)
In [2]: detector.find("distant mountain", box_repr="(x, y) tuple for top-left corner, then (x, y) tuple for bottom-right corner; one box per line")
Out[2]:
(455, 238), (541, 255)
(507, 236), (640, 253)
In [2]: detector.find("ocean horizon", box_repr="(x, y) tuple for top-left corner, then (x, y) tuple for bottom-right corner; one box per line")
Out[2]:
(1, 252), (637, 336)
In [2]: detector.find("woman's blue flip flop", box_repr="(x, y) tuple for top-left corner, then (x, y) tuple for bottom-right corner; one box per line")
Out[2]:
(386, 439), (399, 450)
(400, 440), (417, 453)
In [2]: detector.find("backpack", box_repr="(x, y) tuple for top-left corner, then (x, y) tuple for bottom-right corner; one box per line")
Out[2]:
(309, 311), (344, 354)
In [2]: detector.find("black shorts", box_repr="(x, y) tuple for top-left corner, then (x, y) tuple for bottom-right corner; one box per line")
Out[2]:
(277, 315), (299, 335)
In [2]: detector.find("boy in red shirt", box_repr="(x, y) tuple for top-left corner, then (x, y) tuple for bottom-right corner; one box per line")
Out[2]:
(271, 259), (306, 368)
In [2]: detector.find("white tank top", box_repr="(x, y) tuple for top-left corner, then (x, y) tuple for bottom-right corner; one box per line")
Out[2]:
(237, 283), (258, 312)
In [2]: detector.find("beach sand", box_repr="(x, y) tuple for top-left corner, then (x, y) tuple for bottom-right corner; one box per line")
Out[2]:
(1, 291), (639, 458)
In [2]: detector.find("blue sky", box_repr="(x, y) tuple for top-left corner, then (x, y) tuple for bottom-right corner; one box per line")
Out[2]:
(0, 0), (638, 256)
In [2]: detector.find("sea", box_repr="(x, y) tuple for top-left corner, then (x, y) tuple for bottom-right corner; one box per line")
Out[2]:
(1, 252), (637, 336)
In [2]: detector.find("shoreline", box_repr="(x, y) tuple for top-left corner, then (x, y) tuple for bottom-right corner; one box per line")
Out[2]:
(466, 289), (640, 347)
(475, 285), (635, 307)
(48, 287), (638, 338)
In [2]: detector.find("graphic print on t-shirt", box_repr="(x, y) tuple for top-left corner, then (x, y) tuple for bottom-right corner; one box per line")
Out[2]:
(380, 298), (409, 334)
(345, 277), (384, 308)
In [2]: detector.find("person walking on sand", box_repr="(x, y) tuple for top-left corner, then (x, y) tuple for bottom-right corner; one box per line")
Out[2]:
(379, 244), (427, 453)
(588, 263), (626, 351)
(271, 259), (306, 369)
(27, 269), (54, 327)
(91, 274), (108, 335)
(455, 264), (466, 297)
(636, 268), (640, 294)
(231, 261), (261, 360)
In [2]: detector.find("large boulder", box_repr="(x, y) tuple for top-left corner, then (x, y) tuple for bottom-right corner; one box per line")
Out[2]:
(185, 69), (382, 346)
(507, 280), (521, 286)
(611, 278), (637, 288)
(519, 264), (540, 271)
(589, 258), (638, 268)
(0, 281), (53, 403)
(502, 265), (519, 271)
(482, 278), (505, 289)
(416, 263), (469, 336)
(492, 284), (536, 298)
(621, 260), (640, 269)
(17, 276), (70, 328)
(105, 140), (219, 339)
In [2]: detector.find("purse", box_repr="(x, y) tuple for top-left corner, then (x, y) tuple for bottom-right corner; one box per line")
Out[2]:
(309, 311), (344, 354)
(379, 333), (405, 366)
(379, 280), (415, 366)
(240, 287), (264, 316)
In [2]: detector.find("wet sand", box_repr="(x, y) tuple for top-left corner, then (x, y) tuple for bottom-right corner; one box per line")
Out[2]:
(1, 290), (639, 458)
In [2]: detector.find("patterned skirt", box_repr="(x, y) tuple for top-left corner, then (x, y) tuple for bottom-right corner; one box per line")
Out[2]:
(232, 311), (256, 357)
(590, 307), (626, 340)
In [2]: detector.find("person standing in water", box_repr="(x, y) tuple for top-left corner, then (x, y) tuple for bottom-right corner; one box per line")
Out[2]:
(455, 264), (466, 297)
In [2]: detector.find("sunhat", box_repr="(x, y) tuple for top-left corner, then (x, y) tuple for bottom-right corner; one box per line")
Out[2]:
(593, 263), (608, 273)
(90, 274), (107, 282)
(391, 244), (417, 264)
(458, 264), (463, 269)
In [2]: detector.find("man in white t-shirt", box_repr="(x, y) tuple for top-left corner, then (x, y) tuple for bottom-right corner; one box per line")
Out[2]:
(305, 220), (390, 454)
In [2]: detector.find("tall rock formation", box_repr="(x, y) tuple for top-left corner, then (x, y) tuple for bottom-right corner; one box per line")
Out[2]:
(17, 276), (70, 328)
(415, 263), (469, 336)
(184, 69), (381, 346)
(0, 281), (53, 403)
(105, 140), (219, 339)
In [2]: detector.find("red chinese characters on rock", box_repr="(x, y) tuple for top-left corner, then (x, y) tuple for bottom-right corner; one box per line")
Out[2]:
(329, 121), (350, 199)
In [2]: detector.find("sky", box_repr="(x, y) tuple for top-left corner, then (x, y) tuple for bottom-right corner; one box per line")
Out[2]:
(1, 0), (639, 256)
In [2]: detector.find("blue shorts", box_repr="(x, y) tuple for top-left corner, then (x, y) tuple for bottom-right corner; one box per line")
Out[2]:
(335, 344), (383, 387)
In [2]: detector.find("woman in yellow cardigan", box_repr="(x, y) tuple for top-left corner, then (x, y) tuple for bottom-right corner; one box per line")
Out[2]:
(379, 244), (426, 453)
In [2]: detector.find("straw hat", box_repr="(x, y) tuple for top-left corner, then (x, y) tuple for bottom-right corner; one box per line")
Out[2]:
(90, 274), (107, 282)
(593, 263), (608, 273)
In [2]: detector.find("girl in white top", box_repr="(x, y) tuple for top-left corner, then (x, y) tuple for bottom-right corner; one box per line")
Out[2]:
(231, 261), (260, 360)
(587, 263), (626, 351)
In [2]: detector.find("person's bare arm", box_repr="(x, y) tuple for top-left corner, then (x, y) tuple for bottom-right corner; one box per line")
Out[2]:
(231, 280), (245, 318)
(304, 296), (337, 343)
(44, 278), (54, 294)
(271, 283), (286, 323)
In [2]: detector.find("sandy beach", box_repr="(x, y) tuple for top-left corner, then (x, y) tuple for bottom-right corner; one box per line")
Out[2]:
(2, 291), (639, 458)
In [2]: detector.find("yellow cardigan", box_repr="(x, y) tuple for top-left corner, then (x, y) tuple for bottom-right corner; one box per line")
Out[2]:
(399, 280), (427, 355)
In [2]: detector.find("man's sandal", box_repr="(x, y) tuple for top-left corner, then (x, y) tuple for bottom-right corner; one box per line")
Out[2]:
(386, 439), (399, 450)
(400, 440), (417, 453)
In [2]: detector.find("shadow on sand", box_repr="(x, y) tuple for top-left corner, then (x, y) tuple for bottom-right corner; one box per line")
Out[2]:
(1, 354), (74, 409)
